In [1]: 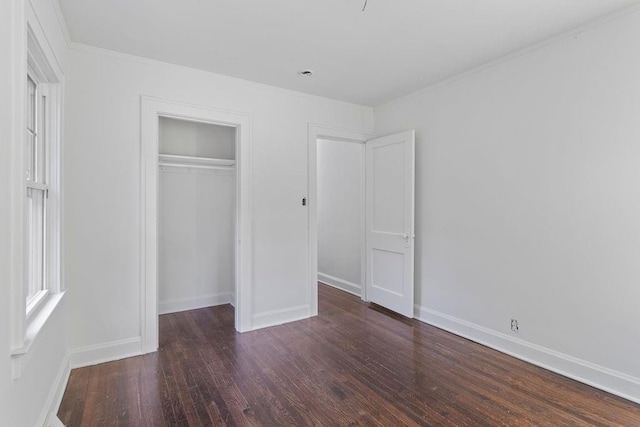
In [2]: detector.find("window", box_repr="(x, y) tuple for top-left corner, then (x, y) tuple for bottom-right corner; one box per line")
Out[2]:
(21, 24), (62, 320)
(25, 68), (50, 315)
(11, 8), (64, 379)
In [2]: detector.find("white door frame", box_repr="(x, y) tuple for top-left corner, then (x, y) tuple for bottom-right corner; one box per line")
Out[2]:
(141, 96), (253, 353)
(308, 124), (373, 316)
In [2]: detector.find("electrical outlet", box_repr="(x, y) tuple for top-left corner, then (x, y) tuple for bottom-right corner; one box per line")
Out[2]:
(511, 319), (519, 333)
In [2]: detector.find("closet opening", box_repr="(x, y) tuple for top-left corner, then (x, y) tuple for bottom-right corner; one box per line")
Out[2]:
(142, 97), (252, 352)
(157, 117), (237, 318)
(157, 118), (237, 317)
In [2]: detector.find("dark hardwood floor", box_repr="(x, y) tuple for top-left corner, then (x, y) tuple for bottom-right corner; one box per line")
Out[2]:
(58, 284), (640, 426)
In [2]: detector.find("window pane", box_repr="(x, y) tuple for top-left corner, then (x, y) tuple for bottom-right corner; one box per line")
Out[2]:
(36, 93), (46, 183)
(26, 188), (45, 303)
(27, 75), (36, 133)
(25, 130), (35, 181)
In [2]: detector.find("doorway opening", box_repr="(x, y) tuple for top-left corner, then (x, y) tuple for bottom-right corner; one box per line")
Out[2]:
(142, 97), (252, 354)
(316, 138), (365, 299)
(308, 125), (416, 319)
(307, 125), (372, 316)
(157, 117), (237, 317)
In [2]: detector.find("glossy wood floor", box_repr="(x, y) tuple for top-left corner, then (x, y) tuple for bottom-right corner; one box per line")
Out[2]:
(59, 284), (640, 426)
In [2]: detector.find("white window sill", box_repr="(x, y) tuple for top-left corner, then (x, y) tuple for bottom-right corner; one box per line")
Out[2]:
(26, 289), (49, 318)
(11, 291), (66, 379)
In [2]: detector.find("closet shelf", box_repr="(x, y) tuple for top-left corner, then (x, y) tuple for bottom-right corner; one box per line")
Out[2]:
(159, 154), (236, 168)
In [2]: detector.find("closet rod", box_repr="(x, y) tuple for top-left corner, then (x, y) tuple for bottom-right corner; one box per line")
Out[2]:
(158, 154), (236, 167)
(159, 162), (235, 171)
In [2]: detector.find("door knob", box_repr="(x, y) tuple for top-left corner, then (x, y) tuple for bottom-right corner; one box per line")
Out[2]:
(403, 229), (411, 247)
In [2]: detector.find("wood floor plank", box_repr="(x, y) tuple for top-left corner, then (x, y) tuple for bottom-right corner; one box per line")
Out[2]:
(59, 284), (640, 426)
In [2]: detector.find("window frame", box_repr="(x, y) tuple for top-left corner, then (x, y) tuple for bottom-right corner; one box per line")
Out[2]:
(25, 63), (51, 317)
(10, 12), (65, 378)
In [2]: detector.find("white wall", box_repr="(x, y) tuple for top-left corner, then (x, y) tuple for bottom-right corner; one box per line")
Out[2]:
(159, 116), (236, 159)
(1, 0), (70, 425)
(159, 165), (236, 314)
(317, 139), (362, 295)
(375, 8), (640, 402)
(64, 45), (373, 354)
(0, 0), (12, 416)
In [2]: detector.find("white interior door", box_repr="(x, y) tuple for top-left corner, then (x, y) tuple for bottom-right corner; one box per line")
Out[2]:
(365, 130), (415, 317)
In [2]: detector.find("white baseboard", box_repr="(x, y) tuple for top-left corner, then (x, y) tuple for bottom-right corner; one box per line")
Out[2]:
(252, 304), (311, 331)
(318, 272), (361, 297)
(414, 305), (640, 405)
(158, 293), (233, 315)
(39, 352), (70, 427)
(70, 337), (143, 369)
(47, 414), (65, 427)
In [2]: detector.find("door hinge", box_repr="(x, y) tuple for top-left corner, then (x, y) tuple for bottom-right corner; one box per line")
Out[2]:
(302, 197), (307, 206)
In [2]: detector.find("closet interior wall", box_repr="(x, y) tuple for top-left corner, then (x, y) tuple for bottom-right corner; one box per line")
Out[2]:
(158, 117), (237, 315)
